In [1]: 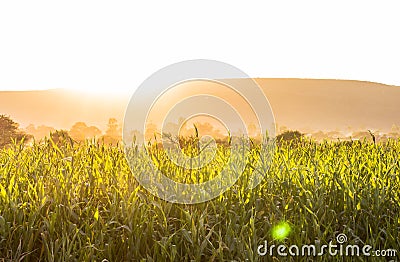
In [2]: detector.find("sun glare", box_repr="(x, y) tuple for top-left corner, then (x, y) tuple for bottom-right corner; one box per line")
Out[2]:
(271, 221), (292, 241)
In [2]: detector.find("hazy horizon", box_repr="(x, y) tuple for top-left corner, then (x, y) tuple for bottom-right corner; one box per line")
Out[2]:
(1, 78), (399, 141)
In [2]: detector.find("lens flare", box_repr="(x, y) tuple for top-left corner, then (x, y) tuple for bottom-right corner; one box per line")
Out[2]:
(271, 221), (291, 241)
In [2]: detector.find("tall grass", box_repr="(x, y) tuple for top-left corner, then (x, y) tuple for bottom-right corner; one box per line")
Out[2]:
(0, 137), (399, 261)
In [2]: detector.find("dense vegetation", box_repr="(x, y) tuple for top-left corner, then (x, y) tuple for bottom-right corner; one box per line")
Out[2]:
(0, 137), (399, 261)
(0, 115), (31, 148)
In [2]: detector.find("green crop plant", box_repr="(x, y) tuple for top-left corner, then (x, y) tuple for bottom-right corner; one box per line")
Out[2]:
(0, 137), (399, 261)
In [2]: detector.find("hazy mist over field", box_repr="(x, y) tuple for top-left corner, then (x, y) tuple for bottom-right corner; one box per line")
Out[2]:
(1, 78), (399, 140)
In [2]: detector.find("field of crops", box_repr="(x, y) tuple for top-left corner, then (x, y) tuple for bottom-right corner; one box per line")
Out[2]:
(0, 137), (399, 261)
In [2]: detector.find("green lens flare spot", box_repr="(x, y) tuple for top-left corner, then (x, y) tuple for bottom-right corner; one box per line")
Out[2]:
(271, 221), (291, 241)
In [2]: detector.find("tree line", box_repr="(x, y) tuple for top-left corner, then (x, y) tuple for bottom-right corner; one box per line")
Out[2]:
(0, 115), (122, 148)
(1, 114), (399, 149)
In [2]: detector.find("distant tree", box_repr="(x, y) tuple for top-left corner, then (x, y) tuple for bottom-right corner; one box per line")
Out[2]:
(0, 115), (31, 148)
(311, 131), (327, 141)
(25, 124), (36, 135)
(86, 125), (102, 138)
(326, 131), (342, 140)
(391, 124), (399, 133)
(26, 124), (55, 140)
(247, 123), (259, 138)
(352, 131), (372, 141)
(69, 122), (88, 141)
(145, 122), (158, 142)
(387, 131), (400, 140)
(105, 118), (120, 138)
(279, 125), (288, 134)
(50, 130), (73, 146)
(69, 122), (102, 141)
(102, 118), (122, 145)
(276, 130), (303, 142)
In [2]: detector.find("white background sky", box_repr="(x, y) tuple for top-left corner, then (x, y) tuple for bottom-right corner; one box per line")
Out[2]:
(0, 1), (399, 94)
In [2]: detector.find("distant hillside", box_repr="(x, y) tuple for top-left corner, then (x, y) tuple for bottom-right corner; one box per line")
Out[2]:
(256, 78), (400, 133)
(0, 79), (399, 134)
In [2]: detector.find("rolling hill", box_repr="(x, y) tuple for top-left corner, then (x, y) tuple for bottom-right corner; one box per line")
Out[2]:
(0, 79), (399, 136)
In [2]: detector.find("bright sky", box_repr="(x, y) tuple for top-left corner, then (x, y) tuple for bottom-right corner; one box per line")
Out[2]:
(0, 1), (399, 94)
